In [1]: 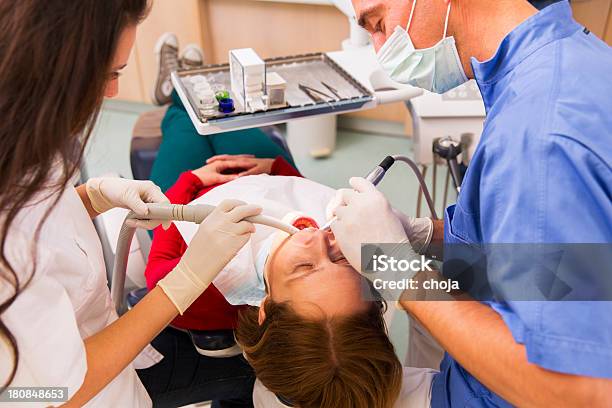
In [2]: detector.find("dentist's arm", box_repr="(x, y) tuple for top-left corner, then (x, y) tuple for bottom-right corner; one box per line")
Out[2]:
(63, 200), (262, 407)
(400, 299), (612, 407)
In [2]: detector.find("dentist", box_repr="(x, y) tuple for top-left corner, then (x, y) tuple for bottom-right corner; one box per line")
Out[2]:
(330, 0), (612, 406)
(0, 1), (260, 407)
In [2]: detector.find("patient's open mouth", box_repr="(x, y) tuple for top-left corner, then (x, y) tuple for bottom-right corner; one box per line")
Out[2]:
(290, 215), (319, 230)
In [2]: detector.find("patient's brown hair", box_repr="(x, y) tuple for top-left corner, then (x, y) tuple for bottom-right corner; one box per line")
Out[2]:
(236, 300), (403, 408)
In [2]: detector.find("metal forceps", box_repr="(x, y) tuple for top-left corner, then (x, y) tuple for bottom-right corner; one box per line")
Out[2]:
(298, 83), (333, 103)
(321, 81), (341, 100)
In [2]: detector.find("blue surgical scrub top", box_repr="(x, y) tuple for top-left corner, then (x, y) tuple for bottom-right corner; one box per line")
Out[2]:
(431, 2), (612, 407)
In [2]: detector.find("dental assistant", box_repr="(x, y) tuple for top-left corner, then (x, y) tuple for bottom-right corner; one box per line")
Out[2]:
(331, 0), (612, 406)
(0, 2), (260, 407)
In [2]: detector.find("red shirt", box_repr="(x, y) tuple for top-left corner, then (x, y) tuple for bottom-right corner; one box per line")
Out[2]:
(145, 156), (302, 331)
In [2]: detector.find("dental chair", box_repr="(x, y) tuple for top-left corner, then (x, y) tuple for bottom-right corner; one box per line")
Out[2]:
(112, 111), (295, 357)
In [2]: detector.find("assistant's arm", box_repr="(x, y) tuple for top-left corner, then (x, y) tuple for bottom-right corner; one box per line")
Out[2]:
(77, 177), (170, 232)
(399, 299), (612, 407)
(63, 200), (262, 406)
(76, 184), (98, 218)
(63, 287), (177, 407)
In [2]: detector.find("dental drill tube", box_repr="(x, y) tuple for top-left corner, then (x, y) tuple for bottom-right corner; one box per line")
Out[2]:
(365, 156), (396, 185)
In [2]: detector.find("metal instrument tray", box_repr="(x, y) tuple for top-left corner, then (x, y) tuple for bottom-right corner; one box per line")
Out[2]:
(171, 52), (375, 136)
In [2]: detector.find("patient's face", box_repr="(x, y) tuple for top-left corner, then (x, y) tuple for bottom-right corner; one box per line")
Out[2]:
(263, 229), (369, 318)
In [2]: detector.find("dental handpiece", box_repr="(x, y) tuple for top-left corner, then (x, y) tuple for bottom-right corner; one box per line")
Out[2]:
(321, 156), (396, 231)
(131, 203), (300, 235)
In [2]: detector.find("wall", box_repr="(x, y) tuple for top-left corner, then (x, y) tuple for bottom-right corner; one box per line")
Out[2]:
(117, 0), (612, 129)
(573, 0), (612, 40)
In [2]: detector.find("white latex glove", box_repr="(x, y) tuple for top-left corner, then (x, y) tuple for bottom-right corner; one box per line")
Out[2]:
(326, 185), (434, 255)
(392, 211), (434, 255)
(86, 177), (170, 229)
(158, 199), (262, 314)
(329, 177), (409, 271)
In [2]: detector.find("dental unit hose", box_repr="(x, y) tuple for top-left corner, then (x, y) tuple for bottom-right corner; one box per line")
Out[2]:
(391, 155), (438, 220)
(111, 203), (299, 313)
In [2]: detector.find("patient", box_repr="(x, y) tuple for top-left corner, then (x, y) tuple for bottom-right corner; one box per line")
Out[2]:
(238, 228), (405, 408)
(146, 156), (406, 408)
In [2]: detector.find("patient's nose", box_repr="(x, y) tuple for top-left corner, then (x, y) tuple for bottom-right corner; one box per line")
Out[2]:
(324, 229), (341, 249)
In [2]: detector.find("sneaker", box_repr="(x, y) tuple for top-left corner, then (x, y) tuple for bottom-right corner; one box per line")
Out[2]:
(180, 43), (205, 69)
(152, 33), (179, 106)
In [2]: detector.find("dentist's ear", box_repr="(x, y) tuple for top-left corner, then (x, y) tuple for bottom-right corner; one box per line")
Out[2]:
(258, 296), (269, 325)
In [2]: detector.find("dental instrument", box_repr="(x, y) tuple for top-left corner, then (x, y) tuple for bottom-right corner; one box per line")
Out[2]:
(110, 202), (299, 313)
(298, 83), (333, 103)
(321, 154), (439, 231)
(320, 155), (396, 230)
(321, 81), (342, 100)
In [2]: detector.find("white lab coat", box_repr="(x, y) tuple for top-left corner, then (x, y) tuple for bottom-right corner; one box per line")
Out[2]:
(0, 180), (160, 407)
(252, 366), (436, 407)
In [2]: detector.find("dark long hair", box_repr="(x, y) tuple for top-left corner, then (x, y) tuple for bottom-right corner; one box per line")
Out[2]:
(0, 0), (149, 388)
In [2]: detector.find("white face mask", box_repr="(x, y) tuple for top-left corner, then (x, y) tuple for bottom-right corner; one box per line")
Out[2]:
(376, 0), (468, 94)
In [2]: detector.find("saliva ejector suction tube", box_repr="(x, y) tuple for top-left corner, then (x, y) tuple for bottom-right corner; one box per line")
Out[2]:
(110, 203), (299, 313)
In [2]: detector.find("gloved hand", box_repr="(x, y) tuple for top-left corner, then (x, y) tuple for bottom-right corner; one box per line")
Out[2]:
(157, 199), (262, 314)
(392, 211), (434, 255)
(326, 183), (434, 255)
(86, 177), (170, 229)
(328, 177), (409, 271)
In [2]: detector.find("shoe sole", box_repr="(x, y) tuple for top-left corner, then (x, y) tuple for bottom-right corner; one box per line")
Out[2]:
(151, 33), (178, 105)
(180, 43), (205, 67)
